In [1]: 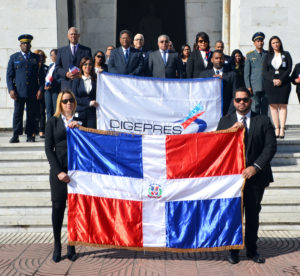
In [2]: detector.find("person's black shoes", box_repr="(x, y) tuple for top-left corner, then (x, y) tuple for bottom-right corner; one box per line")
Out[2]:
(247, 252), (265, 263)
(67, 245), (77, 261)
(227, 252), (240, 264)
(9, 136), (19, 143)
(52, 244), (61, 263)
(26, 136), (35, 142)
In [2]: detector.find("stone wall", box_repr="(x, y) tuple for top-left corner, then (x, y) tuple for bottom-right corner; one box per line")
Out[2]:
(0, 0), (59, 128)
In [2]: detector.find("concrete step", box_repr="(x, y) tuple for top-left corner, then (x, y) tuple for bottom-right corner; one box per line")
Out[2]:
(263, 188), (300, 196)
(0, 174), (49, 183)
(260, 212), (300, 224)
(0, 215), (67, 227)
(0, 191), (50, 198)
(0, 142), (44, 150)
(260, 224), (300, 231)
(0, 151), (47, 160)
(0, 197), (51, 207)
(261, 195), (300, 205)
(271, 165), (300, 173)
(269, 179), (300, 188)
(0, 207), (67, 216)
(273, 172), (300, 179)
(0, 181), (49, 191)
(272, 152), (300, 166)
(0, 165), (49, 175)
(261, 205), (300, 212)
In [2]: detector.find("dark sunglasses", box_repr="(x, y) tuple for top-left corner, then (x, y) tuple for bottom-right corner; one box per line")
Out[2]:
(61, 98), (75, 104)
(198, 40), (208, 43)
(235, 97), (250, 103)
(96, 55), (104, 58)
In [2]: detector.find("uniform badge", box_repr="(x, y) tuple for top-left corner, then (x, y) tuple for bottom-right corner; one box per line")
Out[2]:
(147, 184), (162, 199)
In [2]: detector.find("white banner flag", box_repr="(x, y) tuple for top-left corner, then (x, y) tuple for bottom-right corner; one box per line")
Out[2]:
(96, 73), (222, 134)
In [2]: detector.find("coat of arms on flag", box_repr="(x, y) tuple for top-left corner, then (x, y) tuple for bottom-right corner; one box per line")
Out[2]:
(66, 126), (245, 252)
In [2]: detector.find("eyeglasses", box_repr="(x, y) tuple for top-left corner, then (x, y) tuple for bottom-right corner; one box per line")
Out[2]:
(198, 40), (208, 43)
(61, 98), (75, 104)
(160, 40), (168, 43)
(96, 55), (104, 58)
(234, 97), (250, 103)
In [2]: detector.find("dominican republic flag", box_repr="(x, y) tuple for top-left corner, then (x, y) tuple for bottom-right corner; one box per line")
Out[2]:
(67, 127), (245, 252)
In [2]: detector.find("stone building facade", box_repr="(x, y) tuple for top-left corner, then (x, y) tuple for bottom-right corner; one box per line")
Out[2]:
(0, 0), (299, 128)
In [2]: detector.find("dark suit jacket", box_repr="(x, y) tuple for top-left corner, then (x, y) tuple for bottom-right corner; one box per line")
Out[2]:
(72, 78), (97, 127)
(291, 63), (300, 95)
(148, 50), (182, 78)
(108, 47), (144, 76)
(263, 51), (292, 84)
(45, 115), (69, 201)
(186, 49), (213, 78)
(199, 68), (238, 115)
(6, 51), (44, 98)
(55, 44), (92, 88)
(217, 112), (277, 186)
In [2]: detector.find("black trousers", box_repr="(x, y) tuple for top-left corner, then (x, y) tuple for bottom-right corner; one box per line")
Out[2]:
(52, 201), (66, 245)
(34, 97), (46, 134)
(13, 97), (37, 137)
(243, 181), (265, 254)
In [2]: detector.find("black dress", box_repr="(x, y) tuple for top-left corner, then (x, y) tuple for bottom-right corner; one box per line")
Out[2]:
(263, 51), (292, 104)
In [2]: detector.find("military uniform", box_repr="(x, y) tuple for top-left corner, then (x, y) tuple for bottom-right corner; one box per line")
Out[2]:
(244, 49), (268, 115)
(6, 34), (44, 142)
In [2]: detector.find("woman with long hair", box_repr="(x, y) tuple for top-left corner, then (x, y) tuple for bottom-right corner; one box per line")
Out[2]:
(231, 49), (245, 87)
(179, 44), (191, 78)
(72, 57), (98, 128)
(263, 36), (292, 138)
(45, 90), (79, 262)
(94, 50), (108, 73)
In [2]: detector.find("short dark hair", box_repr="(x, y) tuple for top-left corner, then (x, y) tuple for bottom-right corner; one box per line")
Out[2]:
(268, 35), (284, 53)
(234, 87), (252, 98)
(212, 50), (224, 57)
(195, 32), (210, 49)
(180, 44), (191, 59)
(50, 49), (58, 55)
(120, 29), (132, 39)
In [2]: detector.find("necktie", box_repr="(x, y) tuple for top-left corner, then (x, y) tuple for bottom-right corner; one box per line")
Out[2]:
(216, 70), (220, 75)
(125, 49), (129, 63)
(72, 46), (76, 56)
(241, 116), (248, 147)
(25, 53), (29, 60)
(162, 51), (167, 65)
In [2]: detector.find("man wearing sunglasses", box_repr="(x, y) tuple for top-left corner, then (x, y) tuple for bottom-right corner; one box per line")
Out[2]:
(217, 87), (276, 265)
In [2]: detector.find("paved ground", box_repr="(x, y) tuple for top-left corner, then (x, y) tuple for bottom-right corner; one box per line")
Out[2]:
(0, 231), (299, 276)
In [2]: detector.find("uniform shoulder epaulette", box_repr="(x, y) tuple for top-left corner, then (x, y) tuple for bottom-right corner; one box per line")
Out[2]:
(246, 50), (254, 55)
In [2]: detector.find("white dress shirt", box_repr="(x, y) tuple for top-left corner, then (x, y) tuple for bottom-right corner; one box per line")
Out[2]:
(271, 53), (282, 70)
(61, 114), (74, 128)
(82, 75), (92, 94)
(160, 49), (169, 64)
(236, 110), (251, 131)
(200, 50), (208, 68)
(213, 67), (223, 76)
(70, 43), (78, 55)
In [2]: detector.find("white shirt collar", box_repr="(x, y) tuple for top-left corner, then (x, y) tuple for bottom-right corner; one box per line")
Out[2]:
(122, 47), (130, 53)
(61, 114), (74, 128)
(236, 110), (251, 129)
(82, 75), (91, 81)
(70, 43), (78, 48)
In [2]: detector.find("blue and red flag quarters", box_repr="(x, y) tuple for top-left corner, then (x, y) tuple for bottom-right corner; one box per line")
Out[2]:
(67, 127), (245, 251)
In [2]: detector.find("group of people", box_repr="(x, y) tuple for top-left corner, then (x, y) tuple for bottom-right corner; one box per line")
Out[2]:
(6, 26), (292, 264)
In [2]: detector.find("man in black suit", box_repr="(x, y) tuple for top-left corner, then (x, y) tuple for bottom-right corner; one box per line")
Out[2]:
(148, 35), (182, 78)
(200, 50), (238, 115)
(55, 27), (92, 89)
(217, 87), (277, 264)
(133, 33), (150, 76)
(108, 30), (144, 76)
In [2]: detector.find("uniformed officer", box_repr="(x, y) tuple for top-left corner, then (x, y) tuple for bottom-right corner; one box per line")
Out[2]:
(244, 32), (268, 115)
(6, 34), (44, 143)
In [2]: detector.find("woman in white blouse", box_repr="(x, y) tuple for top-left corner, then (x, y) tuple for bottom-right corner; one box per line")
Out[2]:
(263, 36), (292, 138)
(72, 57), (98, 128)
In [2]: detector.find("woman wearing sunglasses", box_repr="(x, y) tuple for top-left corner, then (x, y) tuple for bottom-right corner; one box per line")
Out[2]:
(94, 50), (108, 73)
(263, 36), (292, 138)
(45, 90), (80, 262)
(72, 57), (98, 128)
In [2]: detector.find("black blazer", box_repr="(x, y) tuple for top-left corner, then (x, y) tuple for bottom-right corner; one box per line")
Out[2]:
(263, 51), (292, 84)
(108, 47), (144, 76)
(199, 68), (238, 115)
(148, 50), (182, 78)
(217, 112), (277, 186)
(45, 116), (68, 176)
(186, 49), (213, 78)
(55, 44), (92, 88)
(290, 63), (300, 95)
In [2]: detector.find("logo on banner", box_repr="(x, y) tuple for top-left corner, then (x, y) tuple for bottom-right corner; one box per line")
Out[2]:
(175, 104), (207, 133)
(148, 184), (162, 199)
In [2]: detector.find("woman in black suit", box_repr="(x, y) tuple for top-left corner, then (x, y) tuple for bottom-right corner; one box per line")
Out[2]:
(179, 44), (191, 78)
(45, 90), (79, 262)
(72, 57), (98, 128)
(231, 49), (245, 87)
(186, 32), (212, 78)
(94, 50), (108, 73)
(263, 36), (292, 138)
